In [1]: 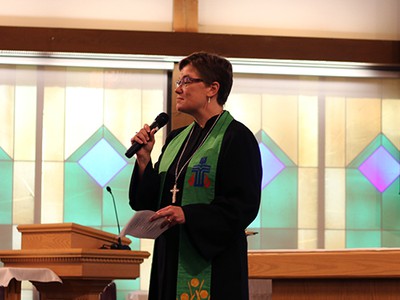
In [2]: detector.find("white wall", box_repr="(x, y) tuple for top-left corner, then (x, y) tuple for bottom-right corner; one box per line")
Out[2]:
(0, 0), (399, 40)
(0, 0), (398, 40)
(0, 0), (174, 31)
(199, 0), (400, 40)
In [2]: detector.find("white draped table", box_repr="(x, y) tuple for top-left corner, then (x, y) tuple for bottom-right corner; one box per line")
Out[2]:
(0, 267), (62, 287)
(0, 267), (62, 300)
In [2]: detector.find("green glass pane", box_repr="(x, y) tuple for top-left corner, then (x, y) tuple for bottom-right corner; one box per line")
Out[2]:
(261, 167), (298, 228)
(348, 134), (398, 168)
(346, 169), (381, 229)
(381, 134), (399, 158)
(104, 127), (129, 154)
(67, 127), (105, 162)
(259, 130), (296, 167)
(259, 228), (297, 249)
(64, 162), (102, 226)
(0, 147), (12, 160)
(382, 180), (400, 230)
(346, 230), (381, 248)
(348, 134), (382, 168)
(382, 230), (400, 247)
(115, 279), (140, 300)
(0, 161), (13, 224)
(103, 165), (135, 227)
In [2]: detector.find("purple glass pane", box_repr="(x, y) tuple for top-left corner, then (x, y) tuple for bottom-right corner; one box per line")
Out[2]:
(358, 146), (400, 192)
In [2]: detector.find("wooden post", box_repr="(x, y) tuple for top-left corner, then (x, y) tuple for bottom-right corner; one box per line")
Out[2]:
(173, 0), (198, 32)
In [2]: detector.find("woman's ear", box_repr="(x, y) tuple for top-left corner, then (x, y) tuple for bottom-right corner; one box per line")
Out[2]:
(207, 81), (220, 98)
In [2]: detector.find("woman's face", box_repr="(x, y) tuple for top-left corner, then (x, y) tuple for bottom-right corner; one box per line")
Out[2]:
(175, 64), (209, 115)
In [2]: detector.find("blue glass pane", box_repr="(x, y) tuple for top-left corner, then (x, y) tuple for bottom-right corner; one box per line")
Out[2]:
(259, 142), (285, 189)
(78, 138), (127, 187)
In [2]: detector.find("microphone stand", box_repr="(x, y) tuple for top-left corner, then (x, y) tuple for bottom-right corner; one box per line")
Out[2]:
(106, 186), (131, 250)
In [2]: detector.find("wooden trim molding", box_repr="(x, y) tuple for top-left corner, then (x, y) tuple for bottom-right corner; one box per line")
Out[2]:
(1, 26), (399, 66)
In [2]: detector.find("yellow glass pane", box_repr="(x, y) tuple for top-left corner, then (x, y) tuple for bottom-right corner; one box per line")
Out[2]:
(65, 86), (104, 158)
(64, 68), (104, 158)
(325, 230), (345, 249)
(325, 97), (345, 167)
(262, 94), (298, 164)
(298, 229), (317, 249)
(41, 162), (64, 223)
(104, 88), (142, 147)
(14, 86), (37, 160)
(298, 167), (318, 229)
(0, 85), (14, 158)
(299, 95), (318, 167)
(325, 168), (345, 229)
(142, 89), (166, 161)
(382, 99), (400, 150)
(43, 87), (66, 161)
(225, 93), (262, 133)
(13, 162), (35, 224)
(346, 98), (381, 165)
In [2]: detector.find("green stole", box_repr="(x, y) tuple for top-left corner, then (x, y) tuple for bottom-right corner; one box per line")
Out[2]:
(158, 111), (233, 300)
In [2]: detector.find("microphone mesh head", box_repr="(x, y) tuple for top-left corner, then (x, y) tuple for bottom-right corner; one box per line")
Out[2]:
(155, 112), (169, 128)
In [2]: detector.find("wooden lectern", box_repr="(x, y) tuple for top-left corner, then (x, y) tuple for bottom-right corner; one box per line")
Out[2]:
(248, 249), (400, 300)
(0, 223), (150, 300)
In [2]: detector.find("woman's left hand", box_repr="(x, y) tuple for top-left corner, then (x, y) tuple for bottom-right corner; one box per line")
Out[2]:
(150, 205), (186, 228)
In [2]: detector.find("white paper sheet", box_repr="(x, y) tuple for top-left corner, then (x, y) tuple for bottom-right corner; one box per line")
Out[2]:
(119, 210), (168, 239)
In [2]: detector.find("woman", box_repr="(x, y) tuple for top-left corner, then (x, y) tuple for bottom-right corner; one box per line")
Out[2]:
(129, 52), (262, 300)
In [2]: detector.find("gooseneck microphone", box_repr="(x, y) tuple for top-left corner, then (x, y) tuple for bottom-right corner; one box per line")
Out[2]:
(106, 186), (131, 250)
(125, 112), (169, 158)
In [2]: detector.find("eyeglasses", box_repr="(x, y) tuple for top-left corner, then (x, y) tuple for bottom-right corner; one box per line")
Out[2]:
(175, 76), (204, 88)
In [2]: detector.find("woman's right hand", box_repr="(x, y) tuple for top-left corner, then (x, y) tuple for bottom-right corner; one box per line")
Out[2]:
(130, 124), (156, 170)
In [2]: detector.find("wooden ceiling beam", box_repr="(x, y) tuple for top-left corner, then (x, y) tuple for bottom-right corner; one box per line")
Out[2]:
(0, 26), (399, 66)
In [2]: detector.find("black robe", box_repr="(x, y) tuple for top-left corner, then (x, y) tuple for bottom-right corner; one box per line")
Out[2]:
(129, 113), (262, 300)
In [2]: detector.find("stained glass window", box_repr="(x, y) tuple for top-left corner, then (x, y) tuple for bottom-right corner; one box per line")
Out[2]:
(1, 54), (400, 299)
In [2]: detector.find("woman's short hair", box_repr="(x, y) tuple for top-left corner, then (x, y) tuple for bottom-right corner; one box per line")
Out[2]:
(179, 52), (233, 106)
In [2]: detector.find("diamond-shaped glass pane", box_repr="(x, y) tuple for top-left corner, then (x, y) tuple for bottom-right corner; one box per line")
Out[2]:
(78, 138), (127, 187)
(259, 142), (286, 189)
(358, 146), (400, 192)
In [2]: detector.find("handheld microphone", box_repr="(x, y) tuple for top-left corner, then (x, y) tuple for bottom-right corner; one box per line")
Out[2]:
(125, 112), (169, 158)
(106, 186), (131, 250)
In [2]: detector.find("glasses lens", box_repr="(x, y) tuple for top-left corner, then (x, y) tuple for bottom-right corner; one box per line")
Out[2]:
(176, 77), (190, 87)
(176, 77), (202, 88)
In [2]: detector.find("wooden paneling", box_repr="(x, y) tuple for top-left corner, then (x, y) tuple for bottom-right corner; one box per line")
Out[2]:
(248, 250), (400, 300)
(248, 249), (400, 279)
